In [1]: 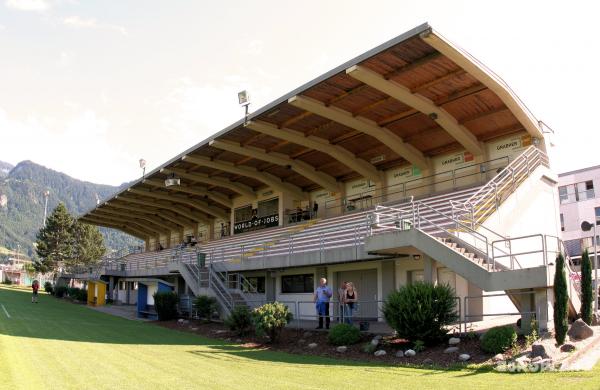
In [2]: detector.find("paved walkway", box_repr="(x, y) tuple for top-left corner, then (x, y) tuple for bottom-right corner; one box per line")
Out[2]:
(89, 304), (150, 321)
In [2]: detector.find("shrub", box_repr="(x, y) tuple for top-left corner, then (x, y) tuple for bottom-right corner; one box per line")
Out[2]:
(67, 287), (80, 299)
(153, 291), (179, 321)
(252, 302), (292, 343)
(225, 306), (253, 336)
(580, 249), (593, 325)
(44, 281), (53, 294)
(413, 340), (425, 352)
(383, 282), (458, 345)
(328, 324), (361, 346)
(362, 342), (376, 354)
(53, 285), (68, 298)
(75, 289), (88, 302)
(1, 279), (12, 285)
(554, 253), (568, 345)
(194, 295), (218, 320)
(481, 326), (518, 354)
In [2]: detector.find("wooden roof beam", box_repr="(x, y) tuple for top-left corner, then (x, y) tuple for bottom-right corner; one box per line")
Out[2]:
(143, 179), (232, 208)
(107, 201), (197, 228)
(246, 120), (381, 183)
(182, 155), (306, 200)
(420, 30), (543, 139)
(346, 65), (483, 156)
(288, 95), (430, 169)
(128, 188), (228, 220)
(94, 208), (183, 232)
(84, 214), (163, 236)
(115, 195), (210, 225)
(209, 139), (340, 193)
(79, 218), (148, 240)
(161, 167), (256, 200)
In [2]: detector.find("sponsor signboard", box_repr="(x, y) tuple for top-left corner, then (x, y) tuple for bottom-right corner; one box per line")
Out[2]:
(234, 213), (279, 234)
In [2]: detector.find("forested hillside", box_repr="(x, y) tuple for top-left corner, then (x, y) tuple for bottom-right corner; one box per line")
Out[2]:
(0, 160), (140, 258)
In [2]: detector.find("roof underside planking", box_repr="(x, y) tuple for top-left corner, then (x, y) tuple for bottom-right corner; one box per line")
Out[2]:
(80, 23), (543, 236)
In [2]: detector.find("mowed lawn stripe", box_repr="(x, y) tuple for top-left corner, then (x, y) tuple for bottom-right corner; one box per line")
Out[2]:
(1, 286), (600, 390)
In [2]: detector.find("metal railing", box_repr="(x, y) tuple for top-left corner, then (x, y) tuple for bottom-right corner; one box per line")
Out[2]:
(451, 146), (549, 228)
(324, 156), (510, 217)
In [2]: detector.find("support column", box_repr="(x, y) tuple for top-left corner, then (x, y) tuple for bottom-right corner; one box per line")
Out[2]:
(535, 287), (553, 332)
(207, 220), (214, 240)
(108, 276), (114, 301)
(125, 282), (131, 305)
(381, 260), (396, 298)
(423, 255), (435, 284)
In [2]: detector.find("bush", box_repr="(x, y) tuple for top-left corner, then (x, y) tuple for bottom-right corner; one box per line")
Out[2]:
(252, 302), (292, 343)
(153, 291), (179, 321)
(53, 285), (68, 298)
(225, 306), (253, 336)
(75, 289), (88, 302)
(1, 279), (12, 285)
(194, 295), (218, 320)
(554, 253), (568, 345)
(481, 326), (518, 354)
(581, 249), (593, 325)
(67, 287), (80, 299)
(383, 282), (458, 345)
(328, 324), (361, 346)
(44, 281), (53, 294)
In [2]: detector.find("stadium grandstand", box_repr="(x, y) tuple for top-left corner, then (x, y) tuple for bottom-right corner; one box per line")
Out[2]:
(72, 23), (576, 332)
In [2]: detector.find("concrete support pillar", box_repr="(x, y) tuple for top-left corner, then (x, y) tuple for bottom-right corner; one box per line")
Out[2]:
(178, 229), (184, 244)
(207, 220), (214, 240)
(144, 239), (150, 252)
(166, 234), (172, 249)
(125, 282), (131, 305)
(535, 287), (553, 332)
(108, 276), (114, 301)
(381, 260), (396, 298)
(423, 255), (435, 284)
(266, 272), (276, 301)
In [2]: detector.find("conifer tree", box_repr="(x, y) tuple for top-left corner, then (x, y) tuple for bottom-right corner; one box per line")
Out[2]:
(71, 221), (106, 269)
(580, 249), (593, 325)
(554, 253), (569, 345)
(35, 203), (74, 273)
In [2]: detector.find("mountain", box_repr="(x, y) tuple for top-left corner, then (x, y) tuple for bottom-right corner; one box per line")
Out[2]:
(0, 160), (141, 259)
(0, 161), (13, 178)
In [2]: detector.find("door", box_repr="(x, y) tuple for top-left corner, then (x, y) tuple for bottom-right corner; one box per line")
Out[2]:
(338, 269), (378, 320)
(437, 267), (456, 291)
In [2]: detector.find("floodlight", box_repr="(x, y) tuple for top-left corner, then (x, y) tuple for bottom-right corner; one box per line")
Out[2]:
(164, 173), (180, 187)
(238, 90), (250, 106)
(139, 159), (147, 169)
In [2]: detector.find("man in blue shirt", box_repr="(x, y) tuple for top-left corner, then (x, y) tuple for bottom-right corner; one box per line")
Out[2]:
(313, 277), (332, 329)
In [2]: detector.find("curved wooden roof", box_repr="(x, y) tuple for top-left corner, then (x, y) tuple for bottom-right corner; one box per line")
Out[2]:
(80, 23), (543, 237)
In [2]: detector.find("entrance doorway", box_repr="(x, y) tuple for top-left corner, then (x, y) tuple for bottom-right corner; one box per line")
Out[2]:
(337, 269), (378, 320)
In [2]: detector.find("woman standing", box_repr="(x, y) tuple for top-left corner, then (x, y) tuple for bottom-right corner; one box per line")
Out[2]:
(344, 282), (358, 325)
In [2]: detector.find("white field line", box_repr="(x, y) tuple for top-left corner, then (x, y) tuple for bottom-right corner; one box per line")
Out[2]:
(1, 304), (10, 318)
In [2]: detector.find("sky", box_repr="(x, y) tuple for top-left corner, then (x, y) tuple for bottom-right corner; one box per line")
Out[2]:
(0, 0), (598, 185)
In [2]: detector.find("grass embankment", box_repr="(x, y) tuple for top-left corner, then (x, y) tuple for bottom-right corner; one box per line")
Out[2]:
(0, 286), (599, 389)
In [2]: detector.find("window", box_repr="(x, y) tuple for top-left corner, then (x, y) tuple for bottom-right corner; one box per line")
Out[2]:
(281, 274), (314, 293)
(596, 207), (600, 226)
(560, 213), (565, 232)
(559, 180), (595, 204)
(258, 198), (279, 217)
(244, 276), (265, 293)
(234, 205), (253, 223)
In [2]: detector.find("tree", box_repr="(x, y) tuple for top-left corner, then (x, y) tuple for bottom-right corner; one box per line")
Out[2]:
(554, 253), (569, 345)
(580, 249), (593, 325)
(71, 221), (106, 269)
(35, 203), (74, 273)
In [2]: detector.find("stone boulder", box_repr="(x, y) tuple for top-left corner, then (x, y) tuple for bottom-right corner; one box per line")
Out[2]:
(458, 354), (470, 362)
(336, 346), (347, 353)
(422, 358), (433, 365)
(395, 350), (404, 358)
(404, 349), (416, 357)
(531, 343), (550, 359)
(374, 350), (386, 357)
(370, 339), (380, 347)
(492, 353), (505, 363)
(308, 343), (318, 349)
(567, 319), (594, 341)
(443, 346), (459, 354)
(560, 343), (576, 353)
(448, 337), (460, 345)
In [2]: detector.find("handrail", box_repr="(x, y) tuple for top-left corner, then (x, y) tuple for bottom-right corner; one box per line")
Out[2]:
(324, 156), (510, 217)
(453, 146), (549, 228)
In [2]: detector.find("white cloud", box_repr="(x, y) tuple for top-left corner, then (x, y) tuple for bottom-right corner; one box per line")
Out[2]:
(0, 108), (137, 185)
(5, 0), (50, 12)
(63, 16), (127, 35)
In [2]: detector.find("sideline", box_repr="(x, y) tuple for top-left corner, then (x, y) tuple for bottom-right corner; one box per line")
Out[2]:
(1, 303), (10, 319)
